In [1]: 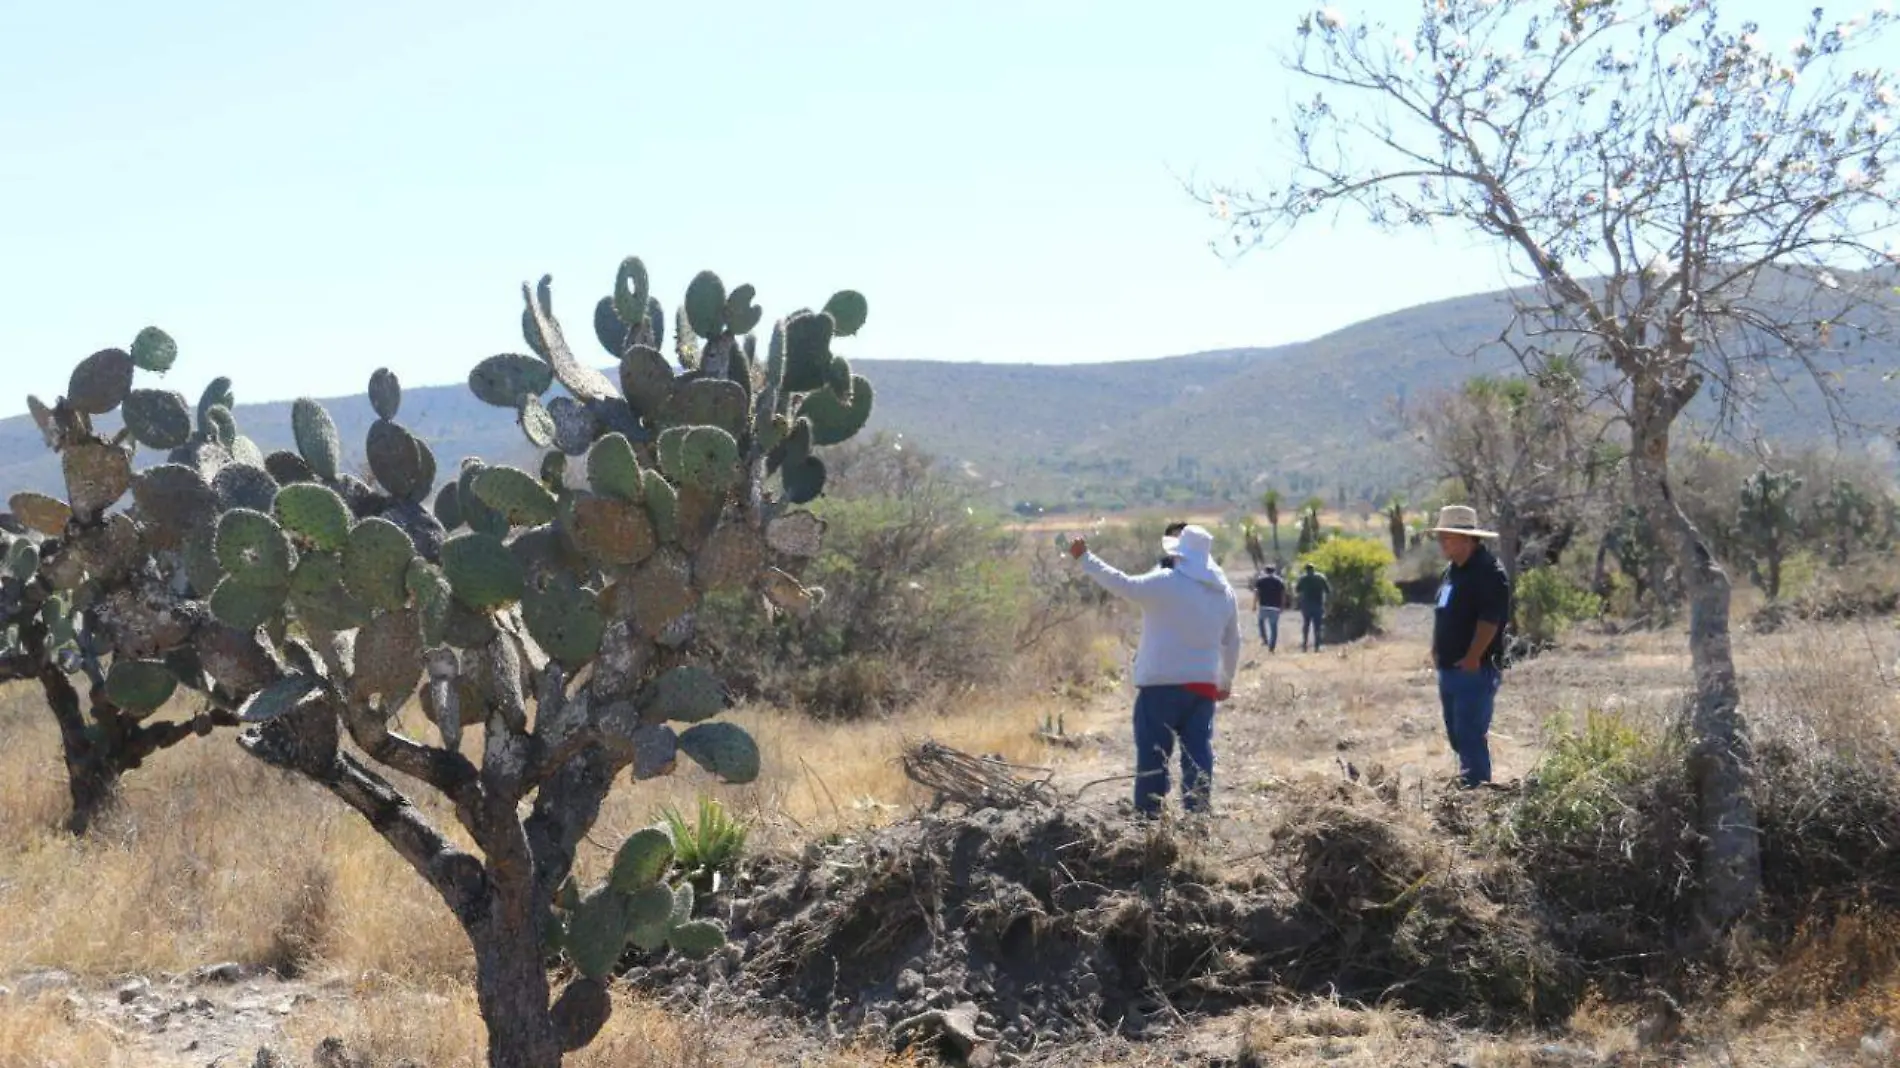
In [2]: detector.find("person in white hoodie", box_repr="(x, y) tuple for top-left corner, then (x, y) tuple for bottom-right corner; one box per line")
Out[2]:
(1067, 523), (1241, 818)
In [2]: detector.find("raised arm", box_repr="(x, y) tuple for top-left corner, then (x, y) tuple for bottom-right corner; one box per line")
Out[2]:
(1079, 551), (1167, 604)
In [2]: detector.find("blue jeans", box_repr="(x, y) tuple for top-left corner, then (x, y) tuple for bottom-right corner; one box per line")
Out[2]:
(1132, 685), (1216, 816)
(1256, 607), (1281, 649)
(1438, 666), (1501, 787)
(1300, 607), (1323, 650)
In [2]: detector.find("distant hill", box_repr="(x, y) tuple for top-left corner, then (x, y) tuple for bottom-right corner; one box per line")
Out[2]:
(3, 285), (1893, 511)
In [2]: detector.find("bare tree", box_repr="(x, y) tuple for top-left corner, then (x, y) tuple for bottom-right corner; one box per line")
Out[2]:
(1203, 0), (1899, 935)
(1412, 362), (1604, 577)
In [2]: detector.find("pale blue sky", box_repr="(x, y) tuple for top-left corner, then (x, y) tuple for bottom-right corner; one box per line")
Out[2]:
(1, 0), (1803, 407)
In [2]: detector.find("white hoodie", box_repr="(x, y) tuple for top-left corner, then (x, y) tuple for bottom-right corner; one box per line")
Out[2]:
(1081, 553), (1242, 694)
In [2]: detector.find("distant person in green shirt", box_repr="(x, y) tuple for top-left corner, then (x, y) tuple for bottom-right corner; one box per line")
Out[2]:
(1295, 563), (1330, 652)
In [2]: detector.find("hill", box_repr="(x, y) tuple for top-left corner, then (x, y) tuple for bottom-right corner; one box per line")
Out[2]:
(3, 285), (1893, 511)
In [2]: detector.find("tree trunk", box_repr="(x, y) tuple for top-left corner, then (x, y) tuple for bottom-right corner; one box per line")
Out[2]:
(1629, 393), (1760, 939)
(29, 624), (120, 835)
(469, 897), (563, 1068)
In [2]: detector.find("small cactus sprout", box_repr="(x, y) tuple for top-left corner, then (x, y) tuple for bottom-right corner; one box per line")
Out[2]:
(609, 827), (676, 892)
(368, 367), (402, 421)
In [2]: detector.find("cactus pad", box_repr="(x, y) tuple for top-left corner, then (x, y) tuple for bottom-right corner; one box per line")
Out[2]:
(609, 827), (675, 893)
(683, 270), (728, 338)
(564, 494), (658, 567)
(655, 426), (688, 483)
(441, 531), (525, 610)
(823, 289), (869, 337)
(290, 398), (342, 482)
(760, 568), (818, 619)
(216, 508), (294, 582)
(210, 575), (288, 632)
(10, 492), (72, 536)
(626, 885), (677, 948)
(366, 420), (436, 503)
(377, 500), (446, 561)
(264, 450), (315, 485)
(129, 326), (178, 373)
(725, 283), (763, 337)
(69, 514), (143, 585)
(781, 311), (835, 393)
(235, 674), (324, 724)
(658, 379), (748, 437)
(212, 462), (280, 514)
(594, 297), (632, 359)
(406, 559), (454, 644)
(68, 348), (136, 414)
(566, 888), (633, 982)
(764, 509), (826, 559)
(586, 433), (644, 502)
(544, 396), (598, 457)
(6, 539), (38, 584)
(273, 483), (352, 552)
(643, 470), (679, 544)
(201, 404), (238, 447)
(368, 368), (402, 420)
(472, 465), (558, 527)
(670, 881), (695, 926)
(667, 427), (740, 491)
(123, 389), (194, 450)
(618, 345), (676, 419)
(667, 920), (726, 961)
(432, 481), (464, 531)
(780, 454), (827, 505)
(289, 551), (371, 633)
(641, 665), (726, 724)
(469, 354), (555, 407)
(197, 377), (235, 424)
(353, 608), (424, 707)
(343, 517), (417, 612)
(677, 721), (761, 784)
(518, 394), (558, 449)
(521, 576), (605, 666)
(456, 462), (512, 539)
(614, 256), (651, 331)
(105, 659), (177, 715)
(627, 550), (696, 638)
(629, 723), (679, 780)
(130, 465), (217, 551)
(693, 523), (766, 591)
(62, 442), (133, 519)
(798, 374), (874, 446)
(826, 355), (853, 397)
(674, 484), (726, 552)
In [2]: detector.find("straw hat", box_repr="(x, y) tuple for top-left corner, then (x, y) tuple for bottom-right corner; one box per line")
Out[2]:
(1426, 504), (1498, 539)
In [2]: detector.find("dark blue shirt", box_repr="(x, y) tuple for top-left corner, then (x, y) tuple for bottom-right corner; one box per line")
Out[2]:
(1432, 545), (1511, 669)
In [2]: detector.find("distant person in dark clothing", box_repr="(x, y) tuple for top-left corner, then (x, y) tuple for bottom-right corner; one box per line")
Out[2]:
(1251, 566), (1287, 651)
(1294, 563), (1330, 652)
(1428, 505), (1513, 789)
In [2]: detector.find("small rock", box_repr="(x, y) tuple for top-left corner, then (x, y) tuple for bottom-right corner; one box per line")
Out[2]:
(191, 996), (215, 1013)
(181, 1039), (199, 1052)
(117, 978), (151, 1004)
(1863, 1028), (1894, 1057)
(1534, 1043), (1599, 1064)
(251, 1046), (287, 1068)
(195, 962), (246, 985)
(15, 970), (77, 997)
(0, 985), (12, 999)
(314, 1036), (371, 1068)
(895, 969), (925, 997)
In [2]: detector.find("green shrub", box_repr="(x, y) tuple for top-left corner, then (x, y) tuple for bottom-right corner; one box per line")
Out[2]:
(1510, 711), (1661, 845)
(1513, 566), (1602, 650)
(1297, 536), (1401, 643)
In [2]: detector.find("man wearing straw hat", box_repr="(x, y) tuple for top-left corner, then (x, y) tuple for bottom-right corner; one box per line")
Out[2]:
(1067, 524), (1241, 818)
(1428, 504), (1513, 789)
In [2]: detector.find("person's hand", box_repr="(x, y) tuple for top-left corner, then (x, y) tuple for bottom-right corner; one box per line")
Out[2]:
(1456, 654), (1483, 673)
(1067, 537), (1087, 560)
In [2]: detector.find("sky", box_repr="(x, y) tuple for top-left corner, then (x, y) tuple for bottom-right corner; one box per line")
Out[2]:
(0, 0), (1809, 408)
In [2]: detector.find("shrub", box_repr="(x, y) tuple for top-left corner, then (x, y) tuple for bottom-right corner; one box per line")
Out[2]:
(1512, 566), (1602, 651)
(1298, 536), (1400, 643)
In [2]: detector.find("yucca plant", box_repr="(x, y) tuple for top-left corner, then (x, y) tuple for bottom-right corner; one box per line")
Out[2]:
(659, 794), (750, 895)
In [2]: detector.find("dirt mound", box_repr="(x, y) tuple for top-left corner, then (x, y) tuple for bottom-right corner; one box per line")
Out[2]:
(622, 790), (1577, 1061)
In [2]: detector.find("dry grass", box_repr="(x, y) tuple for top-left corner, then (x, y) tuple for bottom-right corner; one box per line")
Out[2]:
(0, 995), (128, 1068)
(283, 981), (923, 1068)
(0, 677), (1092, 985)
